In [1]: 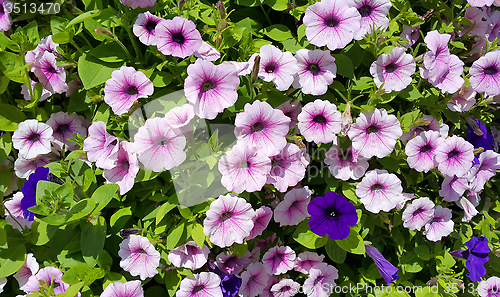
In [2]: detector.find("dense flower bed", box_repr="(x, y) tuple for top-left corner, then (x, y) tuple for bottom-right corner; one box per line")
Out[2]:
(1, 0), (500, 296)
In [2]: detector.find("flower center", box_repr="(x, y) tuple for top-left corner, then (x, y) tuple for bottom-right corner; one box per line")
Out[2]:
(307, 63), (321, 75)
(107, 139), (118, 149)
(340, 150), (353, 161)
(385, 63), (398, 73)
(28, 133), (41, 142)
(314, 275), (324, 285)
(145, 20), (157, 32)
(313, 115), (327, 125)
(0, 5), (4, 14)
(192, 285), (205, 294)
(47, 65), (58, 74)
(484, 66), (498, 75)
(447, 149), (460, 159)
(430, 216), (442, 224)
(488, 286), (499, 295)
(221, 211), (233, 222)
(155, 136), (170, 146)
(323, 16), (339, 28)
(366, 125), (380, 134)
(122, 159), (130, 170)
(412, 208), (424, 216)
(237, 160), (251, 169)
(265, 63), (278, 73)
(358, 5), (372, 17)
(271, 157), (282, 167)
(330, 209), (337, 217)
(252, 122), (266, 132)
(201, 80), (216, 92)
(124, 85), (139, 96)
(280, 286), (291, 292)
(186, 244), (199, 254)
(56, 124), (70, 134)
(420, 144), (432, 153)
(136, 248), (147, 254)
(172, 32), (185, 44)
(371, 184), (384, 192)
(29, 71), (39, 82)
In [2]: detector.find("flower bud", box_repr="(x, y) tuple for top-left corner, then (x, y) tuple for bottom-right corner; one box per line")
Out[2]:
(94, 28), (115, 39)
(217, 1), (226, 19)
(218, 20), (227, 32)
(251, 55), (261, 84)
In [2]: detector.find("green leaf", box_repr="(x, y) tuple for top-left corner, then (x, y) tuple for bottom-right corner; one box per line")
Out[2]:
(78, 53), (125, 89)
(0, 132), (10, 167)
(150, 71), (173, 87)
(88, 42), (129, 63)
(30, 220), (59, 245)
(167, 221), (185, 249)
(81, 216), (107, 265)
(66, 199), (96, 223)
(156, 201), (177, 225)
(336, 229), (365, 255)
(62, 265), (94, 285)
(333, 54), (354, 79)
(293, 219), (328, 249)
(325, 239), (347, 263)
(0, 243), (26, 278)
(0, 52), (29, 84)
(415, 245), (431, 261)
(190, 222), (205, 248)
(90, 184), (119, 216)
(0, 166), (12, 193)
(110, 207), (132, 231)
(57, 282), (85, 297)
(165, 269), (183, 297)
(52, 32), (72, 44)
(0, 103), (27, 123)
(67, 10), (100, 28)
(263, 0), (289, 10)
(234, 242), (248, 258)
(262, 24), (293, 41)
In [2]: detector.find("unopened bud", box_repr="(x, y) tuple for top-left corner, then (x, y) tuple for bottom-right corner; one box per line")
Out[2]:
(94, 28), (115, 39)
(178, 0), (188, 11)
(217, 1), (226, 19)
(218, 20), (227, 32)
(464, 117), (484, 136)
(91, 95), (103, 103)
(341, 101), (353, 136)
(376, 36), (387, 45)
(474, 147), (485, 154)
(120, 228), (142, 238)
(251, 55), (261, 84)
(59, 63), (75, 69)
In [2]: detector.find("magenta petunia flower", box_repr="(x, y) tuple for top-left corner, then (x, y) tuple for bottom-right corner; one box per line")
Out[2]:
(218, 144), (271, 193)
(240, 263), (270, 297)
(23, 267), (69, 295)
(292, 49), (336, 96)
(118, 234), (161, 280)
(234, 101), (290, 157)
(434, 136), (474, 177)
(0, 0), (12, 31)
(423, 206), (454, 242)
(405, 130), (443, 173)
(46, 111), (87, 151)
(356, 169), (402, 213)
(402, 197), (435, 231)
(247, 45), (298, 91)
(156, 17), (203, 58)
(324, 144), (369, 180)
(14, 156), (50, 179)
(25, 35), (59, 66)
(32, 52), (68, 94)
(133, 117), (186, 172)
(246, 206), (273, 240)
(83, 121), (119, 170)
(14, 253), (39, 291)
(101, 280), (144, 297)
(297, 99), (342, 144)
(448, 86), (476, 112)
(176, 272), (222, 297)
(470, 50), (500, 96)
(194, 42), (221, 62)
(4, 192), (33, 231)
(223, 61), (251, 76)
(463, 7), (490, 38)
(439, 175), (469, 202)
(216, 251), (250, 275)
(273, 187), (311, 226)
(400, 25), (420, 48)
(348, 108), (402, 159)
(168, 241), (210, 270)
(468, 150), (500, 192)
(203, 193), (256, 248)
(103, 141), (140, 195)
(277, 100), (302, 130)
(104, 66), (154, 115)
(349, 0), (392, 40)
(121, 0), (155, 9)
(421, 30), (451, 82)
(270, 279), (300, 297)
(303, 0), (361, 50)
(262, 246), (296, 275)
(267, 143), (309, 192)
(184, 59), (240, 120)
(423, 54), (464, 94)
(294, 252), (325, 274)
(21, 77), (53, 102)
(13, 119), (53, 160)
(164, 104), (195, 130)
(303, 263), (339, 297)
(133, 12), (164, 46)
(477, 276), (500, 297)
(370, 47), (416, 92)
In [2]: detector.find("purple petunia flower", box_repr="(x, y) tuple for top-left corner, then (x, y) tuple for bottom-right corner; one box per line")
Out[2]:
(216, 251), (250, 275)
(0, 0), (12, 31)
(422, 54), (464, 94)
(365, 245), (399, 284)
(21, 167), (49, 221)
(277, 100), (302, 130)
(247, 45), (298, 91)
(4, 192), (33, 231)
(133, 12), (164, 46)
(297, 99), (342, 144)
(13, 119), (53, 160)
(402, 197), (435, 231)
(308, 191), (358, 240)
(294, 252), (325, 274)
(271, 279), (300, 297)
(184, 59), (240, 120)
(356, 169), (402, 213)
(292, 49), (336, 95)
(156, 16), (203, 58)
(421, 30), (451, 82)
(46, 111), (87, 151)
(470, 50), (500, 96)
(101, 280), (144, 297)
(267, 143), (309, 192)
(209, 262), (242, 297)
(467, 118), (495, 165)
(435, 136), (475, 177)
(303, 0), (361, 50)
(234, 101), (290, 157)
(423, 206), (454, 242)
(349, 0), (392, 40)
(348, 108), (403, 159)
(118, 234), (161, 280)
(370, 47), (416, 92)
(83, 121), (119, 170)
(104, 66), (154, 116)
(176, 272), (223, 297)
(325, 144), (369, 181)
(450, 236), (490, 282)
(32, 52), (68, 94)
(262, 246), (296, 275)
(121, 0), (155, 9)
(405, 131), (444, 173)
(477, 276), (500, 297)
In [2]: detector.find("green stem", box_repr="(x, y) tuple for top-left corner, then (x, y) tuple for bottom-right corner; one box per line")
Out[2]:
(114, 37), (135, 62)
(124, 25), (144, 62)
(261, 5), (272, 25)
(70, 41), (84, 54)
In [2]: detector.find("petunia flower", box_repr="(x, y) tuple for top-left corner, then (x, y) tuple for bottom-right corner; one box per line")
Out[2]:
(194, 42), (221, 61)
(21, 167), (49, 221)
(101, 280), (144, 297)
(270, 279), (300, 297)
(209, 263), (242, 297)
(308, 191), (358, 240)
(448, 86), (476, 112)
(467, 118), (495, 165)
(421, 30), (451, 82)
(457, 192), (480, 222)
(423, 206), (454, 242)
(262, 246), (296, 275)
(273, 186), (311, 226)
(14, 253), (39, 291)
(434, 136), (474, 177)
(405, 131), (444, 173)
(240, 263), (271, 297)
(348, 108), (402, 159)
(168, 241), (210, 270)
(133, 11), (164, 46)
(356, 169), (402, 213)
(294, 252), (325, 274)
(450, 236), (490, 282)
(400, 115), (449, 144)
(423, 54), (464, 94)
(303, 0), (361, 50)
(46, 111), (87, 151)
(83, 121), (119, 170)
(400, 25), (420, 48)
(324, 144), (369, 180)
(0, 0), (12, 31)
(277, 100), (302, 130)
(215, 251), (251, 275)
(23, 266), (70, 295)
(176, 272), (222, 297)
(13, 119), (53, 160)
(477, 276), (500, 297)
(349, 0), (392, 40)
(245, 206), (273, 240)
(401, 197), (435, 231)
(4, 192), (33, 231)
(370, 47), (416, 92)
(292, 49), (336, 95)
(439, 175), (469, 202)
(203, 193), (256, 248)
(118, 234), (161, 280)
(267, 143), (309, 192)
(297, 99), (342, 144)
(184, 59), (239, 120)
(121, 0), (155, 9)
(470, 50), (500, 96)
(156, 16), (203, 58)
(365, 245), (399, 284)
(103, 141), (140, 195)
(32, 52), (68, 94)
(303, 263), (339, 297)
(21, 77), (53, 102)
(468, 150), (500, 192)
